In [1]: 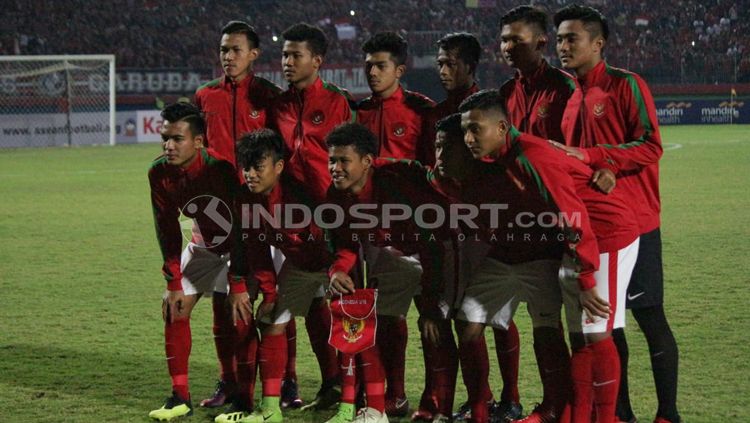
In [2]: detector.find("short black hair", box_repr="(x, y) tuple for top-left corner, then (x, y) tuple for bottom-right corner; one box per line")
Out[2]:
(161, 102), (205, 137)
(362, 32), (408, 66)
(282, 23), (328, 57)
(458, 89), (508, 118)
(236, 129), (285, 171)
(437, 32), (481, 74)
(435, 113), (463, 141)
(501, 5), (549, 35)
(553, 4), (609, 41)
(326, 123), (378, 158)
(221, 20), (260, 49)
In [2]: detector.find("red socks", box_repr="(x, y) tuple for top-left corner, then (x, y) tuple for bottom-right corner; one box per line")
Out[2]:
(571, 344), (593, 422)
(420, 319), (459, 415)
(165, 317), (191, 400)
(260, 332), (288, 397)
(533, 330), (572, 416)
(212, 294), (237, 385)
(459, 335), (492, 423)
(235, 317), (259, 408)
(306, 300), (340, 384)
(285, 320), (297, 381)
(493, 322), (520, 403)
(340, 353), (357, 405)
(378, 316), (408, 399)
(360, 346), (386, 412)
(591, 337), (620, 423)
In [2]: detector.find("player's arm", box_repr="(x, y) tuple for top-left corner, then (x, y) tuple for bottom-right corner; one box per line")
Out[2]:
(327, 230), (359, 295)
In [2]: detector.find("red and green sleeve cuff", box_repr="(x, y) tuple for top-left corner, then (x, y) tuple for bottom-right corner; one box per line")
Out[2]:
(578, 272), (597, 291)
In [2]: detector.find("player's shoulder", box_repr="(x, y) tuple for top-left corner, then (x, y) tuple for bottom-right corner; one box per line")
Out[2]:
(196, 77), (222, 95)
(375, 157), (427, 180)
(148, 154), (170, 180)
(321, 79), (353, 100)
(403, 89), (436, 111)
(356, 95), (377, 110)
(545, 65), (577, 93)
(499, 77), (516, 96)
(252, 75), (283, 96)
(249, 75), (282, 108)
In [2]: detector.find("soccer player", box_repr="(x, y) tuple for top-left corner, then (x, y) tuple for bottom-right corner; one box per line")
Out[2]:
(499, 5), (574, 142)
(214, 129), (335, 423)
(148, 102), (239, 421)
(553, 5), (680, 423)
(433, 32), (481, 119)
(326, 123), (452, 423)
(271, 22), (354, 410)
(193, 20), (289, 409)
(355, 31), (436, 418)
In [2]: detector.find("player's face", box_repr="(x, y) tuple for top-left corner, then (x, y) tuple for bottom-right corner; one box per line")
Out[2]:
(461, 109), (508, 160)
(220, 33), (259, 82)
(282, 41), (322, 88)
(329, 145), (373, 194)
(365, 51), (404, 98)
(243, 155), (284, 195)
(556, 19), (604, 75)
(500, 21), (546, 71)
(437, 48), (473, 92)
(435, 130), (472, 180)
(160, 120), (202, 168)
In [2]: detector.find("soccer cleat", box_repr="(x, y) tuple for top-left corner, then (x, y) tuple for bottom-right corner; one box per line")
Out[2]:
(301, 383), (342, 411)
(410, 408), (434, 421)
(452, 402), (471, 421)
(280, 378), (304, 408)
(214, 401), (252, 423)
(432, 414), (450, 422)
(384, 396), (409, 418)
(242, 408), (283, 423)
(353, 407), (389, 423)
(491, 400), (523, 422)
(149, 392), (193, 421)
(201, 380), (236, 408)
(511, 404), (557, 423)
(325, 402), (357, 423)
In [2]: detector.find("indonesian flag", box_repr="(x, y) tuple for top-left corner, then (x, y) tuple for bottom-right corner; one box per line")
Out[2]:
(329, 289), (378, 354)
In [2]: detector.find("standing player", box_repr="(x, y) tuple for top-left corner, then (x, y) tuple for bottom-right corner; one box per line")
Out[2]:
(433, 33), (481, 119)
(214, 129), (336, 423)
(148, 103), (239, 421)
(193, 20), (289, 410)
(272, 22), (354, 410)
(326, 123), (451, 423)
(554, 5), (680, 423)
(355, 31), (436, 418)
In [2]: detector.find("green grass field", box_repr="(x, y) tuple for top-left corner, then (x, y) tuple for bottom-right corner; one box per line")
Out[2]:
(1, 125), (748, 422)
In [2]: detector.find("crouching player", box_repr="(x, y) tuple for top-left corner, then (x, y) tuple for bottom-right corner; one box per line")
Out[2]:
(148, 103), (239, 421)
(326, 123), (452, 423)
(214, 129), (337, 423)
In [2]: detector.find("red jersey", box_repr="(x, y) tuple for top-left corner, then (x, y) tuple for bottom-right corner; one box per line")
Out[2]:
(432, 83), (480, 120)
(195, 73), (281, 166)
(149, 149), (238, 291)
(561, 61), (662, 233)
(227, 175), (332, 303)
(356, 85), (436, 165)
(500, 60), (575, 142)
(326, 159), (452, 317)
(272, 77), (354, 203)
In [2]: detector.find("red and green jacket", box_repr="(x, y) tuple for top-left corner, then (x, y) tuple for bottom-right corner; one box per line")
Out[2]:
(271, 77), (354, 204)
(227, 174), (332, 303)
(356, 85), (436, 165)
(326, 158), (451, 318)
(149, 149), (239, 291)
(561, 61), (662, 234)
(195, 73), (281, 166)
(432, 83), (480, 120)
(500, 59), (575, 142)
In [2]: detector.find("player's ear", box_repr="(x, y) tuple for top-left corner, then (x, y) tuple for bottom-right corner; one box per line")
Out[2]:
(496, 119), (509, 138)
(536, 33), (548, 51)
(395, 63), (406, 78)
(248, 47), (260, 61)
(312, 54), (323, 70)
(362, 153), (374, 168)
(593, 36), (605, 54)
(274, 159), (285, 174)
(194, 134), (205, 148)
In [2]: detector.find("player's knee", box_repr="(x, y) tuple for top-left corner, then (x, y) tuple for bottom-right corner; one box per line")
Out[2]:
(459, 322), (484, 344)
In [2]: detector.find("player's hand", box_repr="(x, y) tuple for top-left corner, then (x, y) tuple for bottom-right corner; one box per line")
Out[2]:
(579, 287), (611, 322)
(591, 169), (616, 194)
(163, 289), (187, 323)
(548, 140), (585, 161)
(419, 317), (441, 347)
(229, 292), (253, 325)
(256, 301), (275, 322)
(329, 271), (355, 295)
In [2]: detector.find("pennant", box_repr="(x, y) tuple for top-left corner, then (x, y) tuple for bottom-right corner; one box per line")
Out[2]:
(329, 289), (378, 354)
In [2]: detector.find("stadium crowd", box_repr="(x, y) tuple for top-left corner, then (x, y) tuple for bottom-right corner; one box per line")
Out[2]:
(1, 0), (748, 83)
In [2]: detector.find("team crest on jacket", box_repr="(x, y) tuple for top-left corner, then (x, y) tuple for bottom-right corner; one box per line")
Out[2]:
(249, 109), (260, 119)
(311, 110), (325, 125)
(593, 103), (606, 117)
(537, 104), (550, 119)
(392, 122), (407, 137)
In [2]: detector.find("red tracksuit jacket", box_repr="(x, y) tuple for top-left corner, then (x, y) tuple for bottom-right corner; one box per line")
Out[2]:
(195, 73), (281, 166)
(149, 149), (238, 290)
(432, 83), (480, 120)
(500, 60), (575, 142)
(561, 61), (662, 234)
(271, 77), (354, 204)
(227, 175), (332, 303)
(326, 159), (451, 318)
(356, 85), (436, 165)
